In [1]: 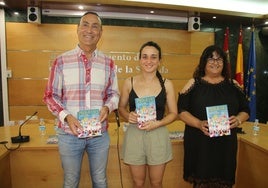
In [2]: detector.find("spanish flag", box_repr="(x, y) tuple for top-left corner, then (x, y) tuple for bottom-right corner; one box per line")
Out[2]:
(235, 28), (244, 88)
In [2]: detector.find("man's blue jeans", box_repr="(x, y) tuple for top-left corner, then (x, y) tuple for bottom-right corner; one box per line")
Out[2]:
(58, 130), (110, 188)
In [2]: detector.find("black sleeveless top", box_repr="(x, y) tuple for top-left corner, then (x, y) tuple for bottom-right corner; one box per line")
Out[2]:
(129, 77), (166, 120)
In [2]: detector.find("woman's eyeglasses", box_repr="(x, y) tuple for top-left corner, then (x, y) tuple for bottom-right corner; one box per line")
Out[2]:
(207, 57), (223, 64)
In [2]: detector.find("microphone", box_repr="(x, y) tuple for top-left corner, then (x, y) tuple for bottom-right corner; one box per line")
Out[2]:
(11, 111), (38, 143)
(114, 109), (120, 127)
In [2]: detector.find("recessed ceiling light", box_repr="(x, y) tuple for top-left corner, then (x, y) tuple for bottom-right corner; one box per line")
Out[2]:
(213, 16), (216, 19)
(14, 12), (19, 15)
(150, 10), (154, 14)
(78, 5), (84, 10)
(0, 1), (6, 6)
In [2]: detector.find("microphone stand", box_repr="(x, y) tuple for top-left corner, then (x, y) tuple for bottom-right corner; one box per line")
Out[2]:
(11, 111), (38, 143)
(114, 109), (123, 188)
(114, 109), (120, 127)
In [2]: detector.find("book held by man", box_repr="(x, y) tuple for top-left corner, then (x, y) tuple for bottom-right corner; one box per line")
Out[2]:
(206, 104), (230, 137)
(135, 96), (156, 128)
(77, 109), (102, 138)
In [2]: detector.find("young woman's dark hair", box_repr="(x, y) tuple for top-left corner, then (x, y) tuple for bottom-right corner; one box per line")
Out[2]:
(139, 41), (162, 60)
(139, 41), (166, 97)
(193, 45), (230, 80)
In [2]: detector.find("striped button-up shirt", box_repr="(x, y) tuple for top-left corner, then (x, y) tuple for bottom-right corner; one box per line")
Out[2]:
(43, 46), (120, 134)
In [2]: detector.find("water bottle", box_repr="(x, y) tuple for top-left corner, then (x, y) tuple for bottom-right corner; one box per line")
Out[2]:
(39, 118), (46, 136)
(253, 119), (260, 136)
(54, 118), (59, 133)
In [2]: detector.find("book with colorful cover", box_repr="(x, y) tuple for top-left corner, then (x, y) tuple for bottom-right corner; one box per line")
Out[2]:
(206, 104), (230, 137)
(77, 109), (102, 138)
(135, 96), (156, 128)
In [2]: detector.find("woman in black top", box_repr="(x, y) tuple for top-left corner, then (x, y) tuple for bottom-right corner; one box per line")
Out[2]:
(177, 45), (250, 188)
(119, 41), (178, 188)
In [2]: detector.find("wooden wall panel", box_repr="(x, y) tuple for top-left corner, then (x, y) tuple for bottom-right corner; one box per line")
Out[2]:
(6, 22), (214, 122)
(190, 32), (215, 54)
(172, 80), (188, 95)
(7, 51), (198, 80)
(6, 23), (192, 53)
(6, 23), (77, 51)
(100, 27), (191, 54)
(7, 51), (56, 78)
(113, 54), (199, 80)
(8, 80), (47, 105)
(7, 79), (187, 120)
(161, 55), (199, 79)
(9, 106), (55, 121)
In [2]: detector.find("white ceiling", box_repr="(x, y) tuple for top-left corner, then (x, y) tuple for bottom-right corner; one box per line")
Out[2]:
(1, 0), (268, 26)
(121, 0), (268, 18)
(2, 0), (268, 18)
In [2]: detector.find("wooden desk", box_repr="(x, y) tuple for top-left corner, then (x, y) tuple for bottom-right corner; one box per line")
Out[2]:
(236, 123), (268, 188)
(0, 121), (189, 188)
(1, 121), (267, 188)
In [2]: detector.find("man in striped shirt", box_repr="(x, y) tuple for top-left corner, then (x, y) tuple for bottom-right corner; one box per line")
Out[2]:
(43, 12), (119, 188)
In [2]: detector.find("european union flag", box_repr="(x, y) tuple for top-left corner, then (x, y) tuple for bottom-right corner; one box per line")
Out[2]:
(245, 30), (257, 121)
